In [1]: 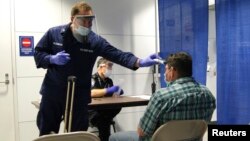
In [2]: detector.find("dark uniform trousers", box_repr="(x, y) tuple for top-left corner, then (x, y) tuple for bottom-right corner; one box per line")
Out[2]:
(37, 85), (89, 136)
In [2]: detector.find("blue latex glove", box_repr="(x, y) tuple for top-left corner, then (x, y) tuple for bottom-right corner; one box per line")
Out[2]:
(50, 50), (70, 65)
(106, 85), (120, 96)
(139, 53), (161, 67)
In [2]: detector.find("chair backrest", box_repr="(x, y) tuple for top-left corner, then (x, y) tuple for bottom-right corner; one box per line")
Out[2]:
(151, 120), (207, 141)
(33, 131), (100, 141)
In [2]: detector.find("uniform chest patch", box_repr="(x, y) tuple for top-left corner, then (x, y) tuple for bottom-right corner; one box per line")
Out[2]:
(53, 42), (63, 46)
(80, 48), (94, 53)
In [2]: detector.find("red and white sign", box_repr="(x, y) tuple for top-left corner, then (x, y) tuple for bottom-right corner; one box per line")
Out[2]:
(19, 36), (34, 56)
(21, 38), (32, 48)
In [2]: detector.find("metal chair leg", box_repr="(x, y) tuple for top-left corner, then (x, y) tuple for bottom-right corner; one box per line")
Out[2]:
(111, 120), (116, 132)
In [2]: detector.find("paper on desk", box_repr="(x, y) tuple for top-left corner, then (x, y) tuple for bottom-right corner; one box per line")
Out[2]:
(129, 95), (151, 100)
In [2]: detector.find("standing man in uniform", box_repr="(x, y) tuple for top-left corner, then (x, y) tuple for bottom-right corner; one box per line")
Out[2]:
(89, 58), (123, 141)
(34, 1), (160, 136)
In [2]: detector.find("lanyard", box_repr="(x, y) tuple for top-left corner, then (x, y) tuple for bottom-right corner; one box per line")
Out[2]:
(97, 77), (110, 88)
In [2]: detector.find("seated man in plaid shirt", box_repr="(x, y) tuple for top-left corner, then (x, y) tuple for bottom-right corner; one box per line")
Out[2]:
(109, 52), (216, 141)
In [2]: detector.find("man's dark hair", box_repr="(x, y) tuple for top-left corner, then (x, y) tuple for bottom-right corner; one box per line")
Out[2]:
(165, 52), (192, 77)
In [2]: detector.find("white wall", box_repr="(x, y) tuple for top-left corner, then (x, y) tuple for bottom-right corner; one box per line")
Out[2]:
(0, 1), (16, 141)
(14, 0), (65, 140)
(207, 8), (217, 121)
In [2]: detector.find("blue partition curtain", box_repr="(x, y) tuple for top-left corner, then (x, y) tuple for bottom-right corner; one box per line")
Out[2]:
(158, 0), (208, 87)
(216, 0), (250, 124)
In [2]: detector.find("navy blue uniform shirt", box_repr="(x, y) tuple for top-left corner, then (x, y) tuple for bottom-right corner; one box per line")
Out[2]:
(34, 23), (138, 104)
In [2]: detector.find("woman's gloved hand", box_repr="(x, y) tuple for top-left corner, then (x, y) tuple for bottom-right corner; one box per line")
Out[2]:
(106, 85), (124, 96)
(106, 85), (120, 96)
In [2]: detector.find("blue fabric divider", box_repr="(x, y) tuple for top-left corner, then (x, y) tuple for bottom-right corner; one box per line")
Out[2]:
(216, 0), (250, 124)
(158, 0), (208, 87)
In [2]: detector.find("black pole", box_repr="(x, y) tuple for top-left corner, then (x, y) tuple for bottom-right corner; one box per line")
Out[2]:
(151, 65), (156, 94)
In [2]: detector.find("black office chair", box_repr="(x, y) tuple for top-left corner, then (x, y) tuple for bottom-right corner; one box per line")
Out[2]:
(110, 120), (116, 132)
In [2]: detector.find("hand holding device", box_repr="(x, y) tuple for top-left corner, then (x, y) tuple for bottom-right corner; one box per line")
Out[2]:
(139, 54), (161, 67)
(153, 58), (165, 64)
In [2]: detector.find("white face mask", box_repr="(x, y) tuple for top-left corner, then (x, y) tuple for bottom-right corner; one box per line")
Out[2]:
(75, 25), (90, 36)
(104, 69), (112, 78)
(164, 74), (168, 86)
(164, 73), (171, 87)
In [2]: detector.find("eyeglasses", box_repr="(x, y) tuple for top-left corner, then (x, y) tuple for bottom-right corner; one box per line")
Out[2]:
(75, 15), (95, 22)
